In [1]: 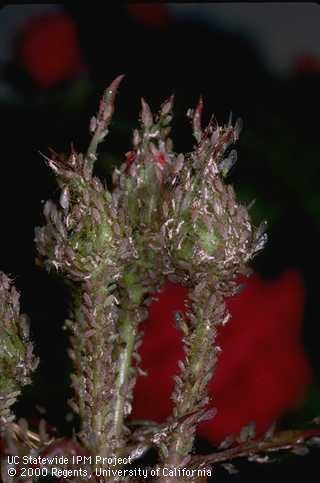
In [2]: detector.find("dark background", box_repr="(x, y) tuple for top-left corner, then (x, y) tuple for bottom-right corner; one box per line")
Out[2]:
(1, 3), (320, 481)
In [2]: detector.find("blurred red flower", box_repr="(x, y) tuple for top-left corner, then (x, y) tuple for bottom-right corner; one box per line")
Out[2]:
(16, 12), (84, 88)
(294, 54), (320, 75)
(131, 269), (312, 443)
(127, 4), (171, 30)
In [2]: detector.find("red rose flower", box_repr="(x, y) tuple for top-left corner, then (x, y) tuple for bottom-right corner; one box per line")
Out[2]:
(131, 269), (312, 443)
(16, 12), (84, 88)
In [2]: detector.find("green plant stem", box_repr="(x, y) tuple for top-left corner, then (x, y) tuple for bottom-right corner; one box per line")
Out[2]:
(86, 74), (124, 168)
(158, 291), (223, 477)
(67, 279), (120, 459)
(114, 312), (137, 442)
(176, 320), (216, 418)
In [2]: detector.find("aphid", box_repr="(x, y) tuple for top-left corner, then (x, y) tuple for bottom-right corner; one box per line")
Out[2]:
(239, 420), (256, 442)
(234, 117), (243, 140)
(292, 446), (309, 456)
(310, 436), (320, 446)
(161, 94), (174, 117)
(141, 98), (153, 128)
(198, 407), (217, 423)
(248, 455), (270, 464)
(173, 311), (189, 335)
(246, 198), (256, 211)
(59, 187), (70, 210)
(43, 200), (54, 218)
(218, 434), (235, 450)
(192, 96), (204, 143)
(211, 126), (220, 146)
(220, 149), (237, 177)
(173, 153), (184, 174)
(221, 313), (231, 326)
(19, 315), (30, 342)
(174, 310), (184, 328)
(133, 129), (140, 147)
(222, 463), (238, 475)
(264, 422), (276, 440)
(256, 219), (268, 239)
(137, 367), (148, 379)
(89, 116), (97, 133)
